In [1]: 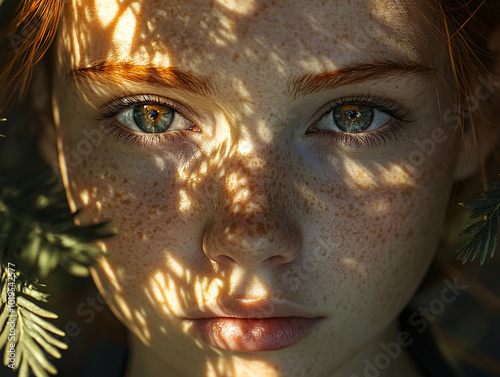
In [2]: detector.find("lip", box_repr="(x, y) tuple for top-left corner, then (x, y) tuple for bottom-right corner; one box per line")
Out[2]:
(181, 298), (324, 352)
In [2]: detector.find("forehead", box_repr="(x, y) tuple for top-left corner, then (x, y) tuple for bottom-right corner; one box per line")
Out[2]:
(61, 0), (428, 75)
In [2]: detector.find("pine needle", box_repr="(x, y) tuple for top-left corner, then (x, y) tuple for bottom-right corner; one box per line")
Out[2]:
(457, 176), (500, 265)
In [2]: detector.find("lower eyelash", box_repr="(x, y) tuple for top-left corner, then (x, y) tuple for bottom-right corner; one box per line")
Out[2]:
(316, 121), (406, 149)
(101, 122), (188, 148)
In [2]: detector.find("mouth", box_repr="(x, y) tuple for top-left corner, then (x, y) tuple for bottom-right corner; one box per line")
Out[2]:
(183, 317), (324, 352)
(181, 299), (324, 352)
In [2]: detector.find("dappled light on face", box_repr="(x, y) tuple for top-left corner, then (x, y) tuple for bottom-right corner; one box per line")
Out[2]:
(95, 0), (119, 27)
(340, 257), (368, 277)
(366, 197), (393, 213)
(227, 266), (245, 296)
(49, 0), (461, 375)
(207, 14), (238, 47)
(294, 180), (331, 213)
(115, 293), (134, 324)
(132, 309), (151, 343)
(213, 0), (256, 15)
(235, 138), (254, 156)
(341, 158), (416, 190)
(164, 253), (191, 280)
(149, 270), (184, 316)
(153, 155), (166, 170)
(79, 189), (90, 205)
(179, 189), (192, 212)
(230, 77), (255, 115)
(226, 172), (254, 213)
(379, 163), (415, 186)
(194, 276), (225, 308)
(97, 254), (123, 291)
(342, 158), (379, 189)
(112, 7), (138, 55)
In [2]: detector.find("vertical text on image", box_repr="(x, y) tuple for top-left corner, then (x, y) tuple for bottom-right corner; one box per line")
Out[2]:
(6, 262), (17, 369)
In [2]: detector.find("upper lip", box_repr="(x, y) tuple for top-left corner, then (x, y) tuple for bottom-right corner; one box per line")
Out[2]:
(181, 297), (321, 319)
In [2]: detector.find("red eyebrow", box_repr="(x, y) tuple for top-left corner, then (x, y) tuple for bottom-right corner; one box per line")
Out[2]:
(69, 61), (217, 97)
(289, 59), (435, 98)
(70, 59), (434, 99)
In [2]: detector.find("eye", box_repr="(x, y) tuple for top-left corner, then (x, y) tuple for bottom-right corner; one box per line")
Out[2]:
(116, 103), (195, 134)
(313, 104), (392, 134)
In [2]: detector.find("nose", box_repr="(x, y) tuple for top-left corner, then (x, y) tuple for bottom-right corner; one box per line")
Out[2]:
(202, 157), (302, 269)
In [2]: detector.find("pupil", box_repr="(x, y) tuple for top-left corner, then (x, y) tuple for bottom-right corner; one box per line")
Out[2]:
(346, 110), (360, 120)
(149, 110), (159, 120)
(333, 104), (374, 133)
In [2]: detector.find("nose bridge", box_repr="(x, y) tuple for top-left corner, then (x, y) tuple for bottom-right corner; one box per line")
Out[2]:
(203, 140), (301, 268)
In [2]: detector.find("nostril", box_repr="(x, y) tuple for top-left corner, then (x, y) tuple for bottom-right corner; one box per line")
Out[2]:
(205, 250), (294, 269)
(210, 254), (237, 265)
(266, 255), (289, 266)
(202, 210), (303, 269)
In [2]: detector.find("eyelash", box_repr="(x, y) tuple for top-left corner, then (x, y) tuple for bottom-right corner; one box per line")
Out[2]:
(310, 95), (414, 149)
(97, 94), (193, 147)
(97, 94), (414, 149)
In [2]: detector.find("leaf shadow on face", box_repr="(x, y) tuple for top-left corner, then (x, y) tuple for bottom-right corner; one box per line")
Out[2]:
(53, 0), (462, 375)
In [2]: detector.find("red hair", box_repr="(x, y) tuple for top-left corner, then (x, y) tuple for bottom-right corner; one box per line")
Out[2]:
(0, 0), (64, 115)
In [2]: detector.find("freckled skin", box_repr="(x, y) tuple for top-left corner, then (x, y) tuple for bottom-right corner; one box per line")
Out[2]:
(45, 0), (468, 376)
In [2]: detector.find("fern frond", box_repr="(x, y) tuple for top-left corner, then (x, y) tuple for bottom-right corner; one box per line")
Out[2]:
(0, 169), (115, 279)
(457, 176), (500, 265)
(0, 268), (67, 376)
(0, 165), (117, 377)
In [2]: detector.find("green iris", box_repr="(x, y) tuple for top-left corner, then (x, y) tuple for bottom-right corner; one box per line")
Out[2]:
(133, 104), (175, 133)
(333, 104), (374, 133)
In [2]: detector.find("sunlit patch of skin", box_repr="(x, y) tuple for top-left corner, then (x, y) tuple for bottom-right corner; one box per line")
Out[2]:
(94, 0), (119, 27)
(342, 158), (380, 189)
(178, 189), (192, 212)
(79, 189), (89, 205)
(214, 0), (256, 15)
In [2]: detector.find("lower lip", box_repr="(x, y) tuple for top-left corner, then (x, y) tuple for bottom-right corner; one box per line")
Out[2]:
(184, 317), (323, 352)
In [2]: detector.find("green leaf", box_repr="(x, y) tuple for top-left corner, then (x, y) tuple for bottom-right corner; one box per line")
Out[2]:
(17, 296), (57, 319)
(25, 321), (67, 350)
(483, 188), (500, 198)
(457, 191), (500, 264)
(0, 143), (117, 377)
(460, 196), (500, 209)
(488, 208), (499, 259)
(0, 270), (67, 377)
(469, 206), (494, 219)
(459, 220), (486, 236)
(18, 307), (64, 337)
(485, 181), (500, 188)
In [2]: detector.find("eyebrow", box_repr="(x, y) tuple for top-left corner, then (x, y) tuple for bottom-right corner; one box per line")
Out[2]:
(69, 61), (217, 97)
(70, 59), (434, 99)
(289, 60), (435, 98)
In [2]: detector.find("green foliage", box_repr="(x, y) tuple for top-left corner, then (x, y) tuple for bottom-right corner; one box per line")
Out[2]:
(0, 118), (5, 137)
(0, 268), (67, 377)
(0, 170), (115, 278)
(457, 178), (500, 265)
(0, 168), (116, 376)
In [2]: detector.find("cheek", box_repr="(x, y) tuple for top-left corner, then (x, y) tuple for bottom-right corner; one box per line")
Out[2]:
(297, 141), (457, 327)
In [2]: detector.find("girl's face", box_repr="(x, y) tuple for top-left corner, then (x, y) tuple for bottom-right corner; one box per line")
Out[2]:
(48, 0), (468, 375)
